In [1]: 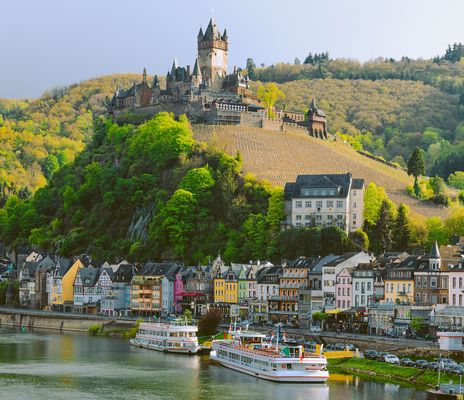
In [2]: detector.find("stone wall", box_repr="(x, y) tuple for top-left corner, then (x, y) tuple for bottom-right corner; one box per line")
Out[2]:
(0, 308), (133, 333)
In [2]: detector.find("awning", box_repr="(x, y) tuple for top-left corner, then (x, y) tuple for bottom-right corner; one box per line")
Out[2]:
(326, 309), (342, 315)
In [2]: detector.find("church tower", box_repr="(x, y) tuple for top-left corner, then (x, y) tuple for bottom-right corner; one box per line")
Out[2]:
(197, 18), (228, 89)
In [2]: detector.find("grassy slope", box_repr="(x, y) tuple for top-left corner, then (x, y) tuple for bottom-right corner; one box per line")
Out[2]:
(328, 358), (457, 389)
(193, 125), (449, 219)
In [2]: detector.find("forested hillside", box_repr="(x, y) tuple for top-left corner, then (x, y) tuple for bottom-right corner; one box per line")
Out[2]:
(0, 74), (146, 198)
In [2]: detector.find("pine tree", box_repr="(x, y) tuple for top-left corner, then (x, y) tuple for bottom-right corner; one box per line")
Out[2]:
(407, 147), (426, 197)
(393, 203), (410, 251)
(375, 200), (395, 254)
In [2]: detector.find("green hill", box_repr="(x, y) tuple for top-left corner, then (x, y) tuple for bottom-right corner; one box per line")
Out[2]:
(193, 125), (450, 219)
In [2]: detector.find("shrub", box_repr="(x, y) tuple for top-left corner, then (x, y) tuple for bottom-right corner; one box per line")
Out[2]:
(88, 324), (102, 335)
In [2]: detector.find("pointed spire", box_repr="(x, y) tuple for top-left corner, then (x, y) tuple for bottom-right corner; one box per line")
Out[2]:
(204, 17), (219, 40)
(142, 67), (147, 83)
(310, 97), (317, 112)
(152, 75), (159, 87)
(192, 58), (201, 77)
(430, 241), (440, 258)
(222, 28), (228, 40)
(171, 59), (178, 75)
(197, 27), (203, 39)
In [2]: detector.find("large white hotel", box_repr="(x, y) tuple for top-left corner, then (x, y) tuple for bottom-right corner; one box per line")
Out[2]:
(282, 173), (364, 233)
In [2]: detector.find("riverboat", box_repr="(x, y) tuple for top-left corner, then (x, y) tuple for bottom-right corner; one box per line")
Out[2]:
(210, 330), (329, 383)
(129, 321), (200, 354)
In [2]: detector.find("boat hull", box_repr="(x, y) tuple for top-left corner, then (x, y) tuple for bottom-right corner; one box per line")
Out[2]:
(210, 351), (329, 383)
(130, 339), (200, 354)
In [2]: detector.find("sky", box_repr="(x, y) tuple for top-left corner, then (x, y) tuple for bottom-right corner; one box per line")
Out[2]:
(1, 0), (463, 99)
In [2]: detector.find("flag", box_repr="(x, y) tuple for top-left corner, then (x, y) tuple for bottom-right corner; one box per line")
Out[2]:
(283, 332), (287, 342)
(300, 345), (304, 362)
(270, 331), (274, 342)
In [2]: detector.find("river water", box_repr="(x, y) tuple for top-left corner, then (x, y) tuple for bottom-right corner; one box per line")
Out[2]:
(0, 327), (425, 400)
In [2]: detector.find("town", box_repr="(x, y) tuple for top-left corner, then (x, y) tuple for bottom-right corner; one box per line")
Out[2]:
(1, 173), (463, 341)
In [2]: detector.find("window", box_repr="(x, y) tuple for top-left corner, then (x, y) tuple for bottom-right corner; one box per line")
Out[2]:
(305, 215), (311, 220)
(353, 190), (357, 196)
(453, 294), (456, 305)
(361, 295), (365, 305)
(337, 215), (343, 220)
(353, 202), (357, 208)
(295, 201), (302, 208)
(296, 215), (302, 221)
(327, 215), (333, 220)
(355, 282), (359, 291)
(453, 277), (456, 289)
(460, 277), (463, 288)
(316, 201), (323, 208)
(326, 200), (333, 208)
(367, 282), (371, 291)
(296, 222), (302, 228)
(353, 213), (357, 220)
(305, 201), (311, 208)
(336, 200), (343, 208)
(316, 215), (322, 221)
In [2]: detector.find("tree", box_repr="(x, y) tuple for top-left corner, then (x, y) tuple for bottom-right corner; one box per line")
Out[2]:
(429, 176), (446, 195)
(294, 57), (301, 65)
(266, 188), (285, 232)
(246, 58), (256, 79)
(42, 154), (59, 179)
(407, 147), (426, 197)
(364, 182), (389, 224)
(256, 83), (285, 118)
(393, 204), (411, 251)
(349, 229), (369, 251)
(374, 200), (396, 254)
(198, 309), (222, 337)
(448, 171), (464, 189)
(410, 317), (423, 333)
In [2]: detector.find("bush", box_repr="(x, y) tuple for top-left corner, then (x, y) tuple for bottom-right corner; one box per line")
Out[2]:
(431, 193), (451, 206)
(88, 324), (102, 335)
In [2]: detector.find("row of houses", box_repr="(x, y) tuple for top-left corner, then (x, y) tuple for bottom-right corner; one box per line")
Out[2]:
(13, 239), (464, 329)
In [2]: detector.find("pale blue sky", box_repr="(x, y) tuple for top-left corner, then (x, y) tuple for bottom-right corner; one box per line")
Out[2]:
(1, 0), (463, 98)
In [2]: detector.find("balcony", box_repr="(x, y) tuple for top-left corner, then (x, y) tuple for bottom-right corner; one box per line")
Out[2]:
(269, 295), (298, 301)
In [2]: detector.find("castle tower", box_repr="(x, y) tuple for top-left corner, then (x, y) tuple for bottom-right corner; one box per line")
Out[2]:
(197, 18), (228, 89)
(191, 58), (202, 87)
(306, 97), (328, 139)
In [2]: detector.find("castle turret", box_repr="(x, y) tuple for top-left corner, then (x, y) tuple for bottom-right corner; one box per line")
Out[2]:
(306, 97), (327, 139)
(191, 58), (202, 87)
(142, 67), (147, 83)
(152, 75), (160, 88)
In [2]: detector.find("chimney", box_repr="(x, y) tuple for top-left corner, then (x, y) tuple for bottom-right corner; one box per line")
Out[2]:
(233, 65), (237, 74)
(187, 65), (191, 75)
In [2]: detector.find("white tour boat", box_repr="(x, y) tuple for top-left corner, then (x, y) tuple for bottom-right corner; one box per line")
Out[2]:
(130, 320), (200, 354)
(210, 330), (329, 383)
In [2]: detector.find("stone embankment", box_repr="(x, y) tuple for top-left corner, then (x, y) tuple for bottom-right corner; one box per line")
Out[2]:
(0, 307), (134, 333)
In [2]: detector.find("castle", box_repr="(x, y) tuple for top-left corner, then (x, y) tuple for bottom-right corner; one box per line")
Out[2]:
(108, 18), (328, 139)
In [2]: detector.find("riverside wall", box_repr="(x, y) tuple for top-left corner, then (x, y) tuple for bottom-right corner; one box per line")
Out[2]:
(0, 308), (134, 333)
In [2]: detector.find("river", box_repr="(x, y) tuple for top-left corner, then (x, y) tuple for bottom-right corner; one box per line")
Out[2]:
(0, 327), (425, 400)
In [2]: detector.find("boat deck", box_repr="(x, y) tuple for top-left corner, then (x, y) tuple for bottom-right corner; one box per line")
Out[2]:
(216, 342), (323, 360)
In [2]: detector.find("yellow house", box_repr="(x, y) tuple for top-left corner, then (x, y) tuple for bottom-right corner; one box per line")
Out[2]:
(214, 266), (239, 304)
(383, 260), (416, 304)
(52, 258), (84, 311)
(214, 275), (225, 303)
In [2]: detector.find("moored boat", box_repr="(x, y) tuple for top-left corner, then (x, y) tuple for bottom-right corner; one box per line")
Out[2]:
(130, 320), (200, 354)
(210, 330), (329, 383)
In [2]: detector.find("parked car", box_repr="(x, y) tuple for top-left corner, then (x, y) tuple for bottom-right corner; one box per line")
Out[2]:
(304, 341), (317, 349)
(345, 344), (357, 351)
(364, 350), (378, 360)
(427, 362), (440, 371)
(415, 360), (429, 369)
(400, 357), (415, 367)
(384, 354), (400, 364)
(285, 338), (297, 344)
(310, 326), (322, 333)
(377, 352), (389, 361)
(436, 358), (457, 366)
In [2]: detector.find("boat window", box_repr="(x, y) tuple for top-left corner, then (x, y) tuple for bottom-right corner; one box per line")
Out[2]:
(286, 364), (292, 369)
(271, 363), (277, 371)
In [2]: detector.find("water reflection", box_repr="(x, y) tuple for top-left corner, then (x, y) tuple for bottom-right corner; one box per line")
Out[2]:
(0, 328), (425, 400)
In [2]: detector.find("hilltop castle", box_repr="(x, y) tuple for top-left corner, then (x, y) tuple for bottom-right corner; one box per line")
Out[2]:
(108, 18), (328, 139)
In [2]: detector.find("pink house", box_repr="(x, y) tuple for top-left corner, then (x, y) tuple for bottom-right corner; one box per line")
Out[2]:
(335, 267), (353, 310)
(174, 272), (184, 312)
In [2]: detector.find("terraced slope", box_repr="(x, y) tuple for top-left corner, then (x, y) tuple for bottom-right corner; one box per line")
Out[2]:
(193, 125), (448, 219)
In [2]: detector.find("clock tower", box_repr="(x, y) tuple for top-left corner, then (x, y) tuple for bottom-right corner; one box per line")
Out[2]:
(197, 18), (228, 89)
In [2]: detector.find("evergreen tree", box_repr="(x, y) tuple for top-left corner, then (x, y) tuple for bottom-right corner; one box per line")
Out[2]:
(393, 203), (410, 251)
(374, 200), (395, 254)
(407, 147), (426, 197)
(246, 58), (256, 80)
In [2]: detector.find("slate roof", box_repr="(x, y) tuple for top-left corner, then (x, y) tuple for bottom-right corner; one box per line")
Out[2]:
(285, 173), (363, 200)
(430, 241), (440, 258)
(138, 262), (181, 278)
(113, 264), (134, 283)
(323, 252), (359, 267)
(79, 268), (101, 287)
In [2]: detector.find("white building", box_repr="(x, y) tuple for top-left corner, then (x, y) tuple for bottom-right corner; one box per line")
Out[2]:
(321, 252), (372, 309)
(256, 265), (281, 302)
(352, 264), (375, 308)
(283, 173), (364, 232)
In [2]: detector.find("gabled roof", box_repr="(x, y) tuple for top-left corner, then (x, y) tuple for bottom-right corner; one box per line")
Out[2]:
(323, 252), (359, 267)
(113, 264), (134, 283)
(78, 268), (101, 287)
(138, 262), (181, 278)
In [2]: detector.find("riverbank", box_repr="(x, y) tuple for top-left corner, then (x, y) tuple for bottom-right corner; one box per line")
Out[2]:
(328, 358), (458, 389)
(0, 306), (136, 334)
